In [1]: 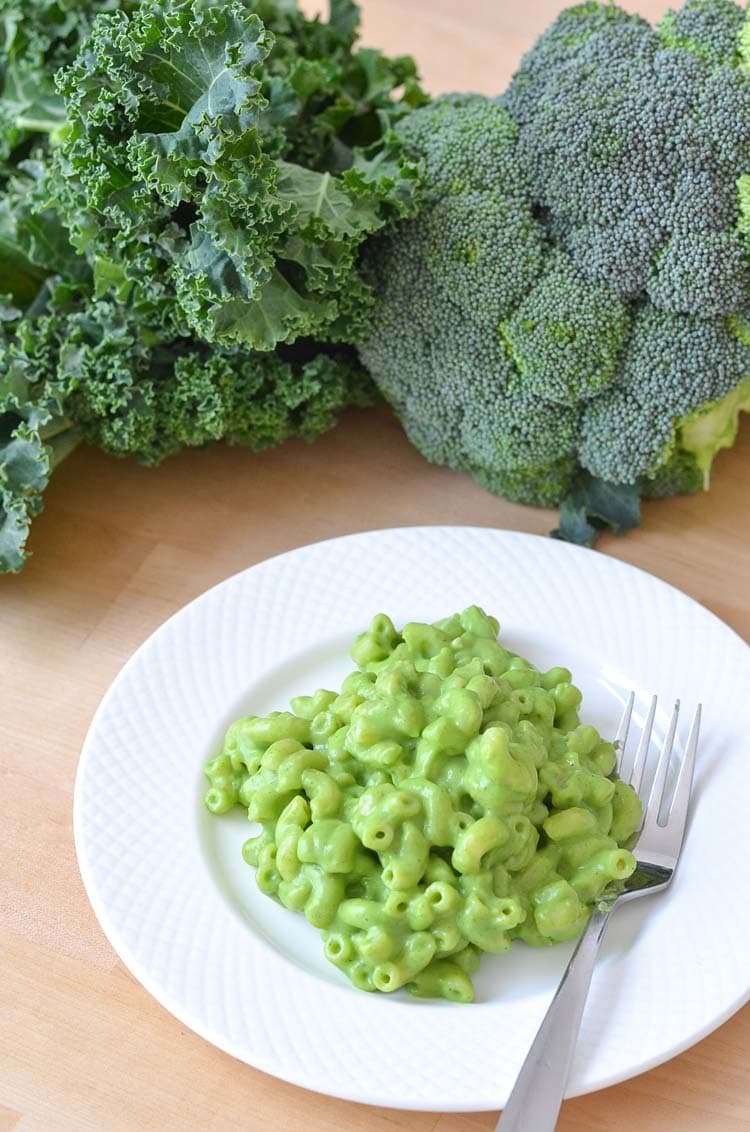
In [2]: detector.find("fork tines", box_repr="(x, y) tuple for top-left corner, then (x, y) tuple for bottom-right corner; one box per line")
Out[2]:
(616, 694), (701, 850)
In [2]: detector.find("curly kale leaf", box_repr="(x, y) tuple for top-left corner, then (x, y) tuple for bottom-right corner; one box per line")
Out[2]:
(0, 275), (375, 571)
(0, 310), (80, 572)
(0, 0), (137, 166)
(0, 160), (86, 304)
(49, 0), (422, 351)
(41, 293), (375, 464)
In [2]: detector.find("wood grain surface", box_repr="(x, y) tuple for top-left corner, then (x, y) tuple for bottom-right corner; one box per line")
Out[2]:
(3, 2), (750, 1129)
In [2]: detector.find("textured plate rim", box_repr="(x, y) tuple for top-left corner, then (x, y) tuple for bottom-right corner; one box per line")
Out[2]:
(73, 525), (750, 1111)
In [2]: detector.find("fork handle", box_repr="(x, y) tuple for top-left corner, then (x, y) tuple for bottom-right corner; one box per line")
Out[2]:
(496, 903), (613, 1132)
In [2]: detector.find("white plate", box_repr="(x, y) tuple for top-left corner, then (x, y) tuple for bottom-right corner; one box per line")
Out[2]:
(74, 527), (750, 1111)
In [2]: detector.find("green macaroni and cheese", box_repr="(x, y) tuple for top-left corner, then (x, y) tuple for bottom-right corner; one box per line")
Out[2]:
(204, 608), (642, 1002)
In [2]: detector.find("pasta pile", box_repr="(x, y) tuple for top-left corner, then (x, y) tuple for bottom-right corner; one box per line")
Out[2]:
(204, 608), (642, 1002)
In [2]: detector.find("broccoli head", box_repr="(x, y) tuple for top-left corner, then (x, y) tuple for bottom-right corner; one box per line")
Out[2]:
(360, 5), (750, 532)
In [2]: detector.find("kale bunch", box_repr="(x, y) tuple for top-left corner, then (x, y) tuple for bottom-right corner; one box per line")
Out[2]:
(0, 0), (423, 571)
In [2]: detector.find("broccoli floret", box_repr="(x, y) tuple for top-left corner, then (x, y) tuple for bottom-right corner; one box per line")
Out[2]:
(503, 0), (750, 314)
(395, 92), (526, 198)
(501, 253), (631, 403)
(638, 448), (704, 499)
(466, 405), (580, 509)
(647, 232), (750, 315)
(578, 307), (750, 483)
(659, 0), (744, 64)
(361, 96), (585, 506)
(637, 372), (750, 497)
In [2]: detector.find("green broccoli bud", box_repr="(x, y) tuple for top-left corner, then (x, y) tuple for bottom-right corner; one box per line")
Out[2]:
(501, 254), (631, 403)
(638, 448), (703, 499)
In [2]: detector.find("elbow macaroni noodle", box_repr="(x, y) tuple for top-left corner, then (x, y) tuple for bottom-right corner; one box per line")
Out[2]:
(204, 607), (642, 1002)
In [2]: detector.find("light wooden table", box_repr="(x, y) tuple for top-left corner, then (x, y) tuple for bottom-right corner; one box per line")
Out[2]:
(3, 3), (750, 1130)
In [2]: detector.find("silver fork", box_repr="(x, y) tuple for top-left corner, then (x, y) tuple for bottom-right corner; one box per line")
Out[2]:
(496, 694), (702, 1132)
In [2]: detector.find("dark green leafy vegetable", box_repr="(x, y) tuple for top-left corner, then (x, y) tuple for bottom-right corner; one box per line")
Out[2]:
(0, 0), (138, 165)
(0, 273), (376, 570)
(50, 0), (422, 350)
(0, 338), (78, 572)
(0, 0), (420, 572)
